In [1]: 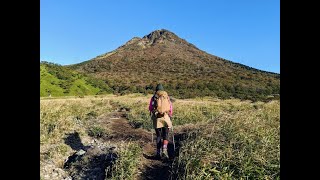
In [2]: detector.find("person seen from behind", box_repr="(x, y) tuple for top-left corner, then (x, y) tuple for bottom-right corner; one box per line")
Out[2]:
(149, 84), (173, 159)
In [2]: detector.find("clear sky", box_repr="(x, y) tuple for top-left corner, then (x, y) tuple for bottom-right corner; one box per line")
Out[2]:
(40, 0), (280, 73)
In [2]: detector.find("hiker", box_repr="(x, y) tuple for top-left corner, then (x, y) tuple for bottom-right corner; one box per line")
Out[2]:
(149, 84), (173, 159)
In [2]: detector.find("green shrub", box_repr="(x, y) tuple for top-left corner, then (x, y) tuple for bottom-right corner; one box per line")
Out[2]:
(88, 126), (106, 138)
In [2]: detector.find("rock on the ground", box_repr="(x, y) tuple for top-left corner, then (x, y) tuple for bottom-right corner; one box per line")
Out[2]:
(76, 149), (86, 156)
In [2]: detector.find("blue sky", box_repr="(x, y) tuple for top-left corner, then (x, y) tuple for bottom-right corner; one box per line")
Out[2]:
(40, 0), (280, 73)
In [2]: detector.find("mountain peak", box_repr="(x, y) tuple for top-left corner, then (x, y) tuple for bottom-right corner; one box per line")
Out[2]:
(145, 29), (176, 38)
(142, 29), (182, 44)
(117, 29), (190, 49)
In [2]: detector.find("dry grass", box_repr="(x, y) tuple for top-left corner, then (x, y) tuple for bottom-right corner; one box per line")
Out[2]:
(105, 94), (279, 179)
(40, 96), (113, 145)
(170, 100), (280, 179)
(40, 94), (279, 179)
(106, 142), (142, 180)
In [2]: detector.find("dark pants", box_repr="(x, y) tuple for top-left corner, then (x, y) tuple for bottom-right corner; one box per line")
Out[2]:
(155, 127), (169, 150)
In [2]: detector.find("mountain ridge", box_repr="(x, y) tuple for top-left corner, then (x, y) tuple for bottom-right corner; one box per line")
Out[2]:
(69, 29), (278, 74)
(65, 29), (279, 101)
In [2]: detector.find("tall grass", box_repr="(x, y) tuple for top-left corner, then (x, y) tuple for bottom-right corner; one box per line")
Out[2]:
(106, 142), (142, 180)
(170, 100), (280, 179)
(40, 96), (113, 146)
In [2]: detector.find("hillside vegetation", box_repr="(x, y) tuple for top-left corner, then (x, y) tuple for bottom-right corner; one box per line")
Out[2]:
(69, 29), (280, 101)
(40, 61), (112, 97)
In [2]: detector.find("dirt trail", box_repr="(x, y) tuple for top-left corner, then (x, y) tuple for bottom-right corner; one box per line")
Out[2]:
(102, 106), (176, 180)
(64, 102), (183, 180)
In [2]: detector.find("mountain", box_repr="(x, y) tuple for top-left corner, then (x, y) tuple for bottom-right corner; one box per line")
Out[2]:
(68, 29), (279, 101)
(40, 61), (112, 97)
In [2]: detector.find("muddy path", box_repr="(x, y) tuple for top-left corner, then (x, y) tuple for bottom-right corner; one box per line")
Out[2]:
(63, 102), (186, 180)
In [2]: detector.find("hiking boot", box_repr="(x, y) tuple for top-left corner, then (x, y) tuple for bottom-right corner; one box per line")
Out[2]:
(162, 148), (169, 159)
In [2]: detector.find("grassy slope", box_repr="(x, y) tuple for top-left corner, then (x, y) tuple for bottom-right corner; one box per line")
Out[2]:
(40, 62), (112, 97)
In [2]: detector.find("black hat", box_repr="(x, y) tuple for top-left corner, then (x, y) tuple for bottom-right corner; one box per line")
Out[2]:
(155, 84), (164, 91)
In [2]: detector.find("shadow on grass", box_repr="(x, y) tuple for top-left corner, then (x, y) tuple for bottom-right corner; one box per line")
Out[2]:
(63, 132), (87, 151)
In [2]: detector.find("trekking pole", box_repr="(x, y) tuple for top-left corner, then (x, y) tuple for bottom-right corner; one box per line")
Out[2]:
(150, 112), (153, 143)
(171, 116), (176, 152)
(172, 126), (175, 151)
(151, 129), (153, 143)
